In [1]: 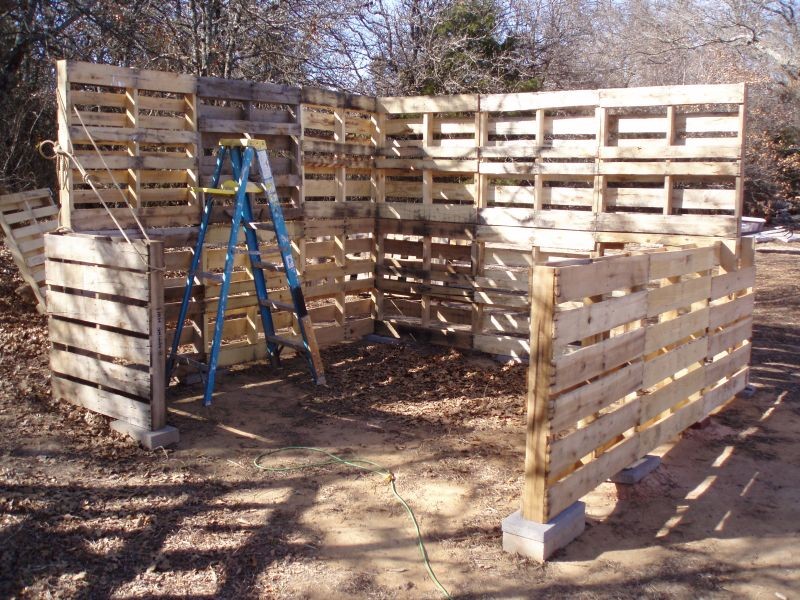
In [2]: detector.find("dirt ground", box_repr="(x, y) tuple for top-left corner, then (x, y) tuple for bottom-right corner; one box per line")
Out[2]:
(1, 242), (799, 600)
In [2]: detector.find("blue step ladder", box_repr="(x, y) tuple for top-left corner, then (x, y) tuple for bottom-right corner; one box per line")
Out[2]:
(166, 138), (326, 405)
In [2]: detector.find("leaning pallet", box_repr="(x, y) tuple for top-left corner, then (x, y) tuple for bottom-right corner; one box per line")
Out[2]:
(0, 188), (59, 313)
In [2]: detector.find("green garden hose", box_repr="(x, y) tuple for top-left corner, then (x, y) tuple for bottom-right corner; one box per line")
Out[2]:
(253, 446), (452, 599)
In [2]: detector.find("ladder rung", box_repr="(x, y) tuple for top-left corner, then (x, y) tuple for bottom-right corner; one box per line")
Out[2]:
(175, 355), (209, 372)
(235, 247), (282, 256)
(248, 221), (275, 231)
(253, 261), (284, 272)
(264, 334), (307, 352)
(198, 271), (224, 283)
(260, 299), (295, 312)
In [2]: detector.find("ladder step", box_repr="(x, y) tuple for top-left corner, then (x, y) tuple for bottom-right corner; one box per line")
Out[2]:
(248, 221), (275, 231)
(235, 247), (282, 256)
(260, 299), (295, 312)
(264, 334), (307, 352)
(175, 355), (209, 372)
(198, 271), (224, 283)
(253, 260), (284, 272)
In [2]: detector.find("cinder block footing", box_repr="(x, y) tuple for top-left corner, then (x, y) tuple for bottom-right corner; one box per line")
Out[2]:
(110, 420), (180, 449)
(610, 454), (660, 484)
(737, 384), (756, 398)
(501, 502), (585, 561)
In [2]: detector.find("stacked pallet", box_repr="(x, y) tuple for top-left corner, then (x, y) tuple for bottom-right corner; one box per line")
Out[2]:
(57, 62), (199, 231)
(371, 84), (746, 358)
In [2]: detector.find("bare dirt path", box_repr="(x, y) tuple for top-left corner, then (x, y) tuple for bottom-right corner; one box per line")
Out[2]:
(1, 243), (798, 599)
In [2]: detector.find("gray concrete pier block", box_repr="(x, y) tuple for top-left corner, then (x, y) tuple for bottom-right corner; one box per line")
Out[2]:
(501, 502), (586, 561)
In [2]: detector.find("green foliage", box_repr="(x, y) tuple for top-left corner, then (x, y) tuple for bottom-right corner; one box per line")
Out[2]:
(417, 0), (540, 95)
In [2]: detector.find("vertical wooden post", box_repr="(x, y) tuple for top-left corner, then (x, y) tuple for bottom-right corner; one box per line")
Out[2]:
(293, 102), (306, 278)
(735, 83), (748, 237)
(56, 60), (74, 230)
(334, 107), (347, 328)
(421, 112), (434, 326)
(184, 90), (200, 216)
(593, 107), (608, 214)
(372, 111), (386, 324)
(522, 261), (557, 523)
(663, 105), (675, 215)
(125, 87), (141, 210)
(148, 240), (166, 431)
(472, 109), (489, 336)
(534, 109), (545, 211)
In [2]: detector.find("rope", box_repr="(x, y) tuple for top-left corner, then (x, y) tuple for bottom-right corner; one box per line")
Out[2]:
(38, 139), (157, 271)
(253, 446), (452, 599)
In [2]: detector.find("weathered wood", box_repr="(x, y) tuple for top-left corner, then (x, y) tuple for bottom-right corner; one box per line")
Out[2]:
(522, 265), (557, 522)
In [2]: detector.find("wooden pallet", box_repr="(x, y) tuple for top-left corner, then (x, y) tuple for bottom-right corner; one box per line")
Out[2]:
(522, 238), (755, 523)
(0, 188), (59, 312)
(46, 232), (166, 431)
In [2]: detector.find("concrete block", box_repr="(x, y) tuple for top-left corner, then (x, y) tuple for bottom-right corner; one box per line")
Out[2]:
(609, 454), (660, 484)
(736, 384), (756, 398)
(501, 502), (585, 561)
(110, 420), (180, 449)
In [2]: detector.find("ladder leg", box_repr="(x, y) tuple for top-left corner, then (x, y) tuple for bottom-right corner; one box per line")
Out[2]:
(203, 147), (254, 406)
(253, 148), (326, 385)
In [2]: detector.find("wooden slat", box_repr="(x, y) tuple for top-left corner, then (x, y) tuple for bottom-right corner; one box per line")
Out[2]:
(51, 348), (150, 398)
(49, 318), (150, 362)
(47, 290), (149, 334)
(46, 260), (150, 301)
(51, 375), (151, 428)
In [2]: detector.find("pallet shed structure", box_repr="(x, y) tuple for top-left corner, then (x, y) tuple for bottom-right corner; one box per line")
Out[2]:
(46, 60), (755, 557)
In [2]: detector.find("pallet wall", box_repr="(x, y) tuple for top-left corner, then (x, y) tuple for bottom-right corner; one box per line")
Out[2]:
(56, 62), (199, 231)
(373, 85), (746, 359)
(46, 233), (165, 431)
(523, 238), (755, 523)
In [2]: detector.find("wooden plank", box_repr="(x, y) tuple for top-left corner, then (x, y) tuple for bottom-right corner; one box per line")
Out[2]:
(522, 267), (557, 523)
(707, 317), (752, 358)
(197, 76), (300, 103)
(473, 333), (530, 357)
(47, 290), (149, 334)
(149, 241), (166, 430)
(199, 118), (300, 136)
(650, 246), (716, 279)
(378, 94), (478, 113)
(51, 375), (151, 429)
(553, 291), (647, 348)
(598, 83), (744, 107)
(704, 342), (751, 387)
(644, 307), (709, 354)
(49, 318), (150, 362)
(555, 255), (649, 302)
(67, 61), (196, 93)
(51, 348), (150, 398)
(710, 266), (755, 299)
(639, 366), (705, 423)
(551, 361), (644, 433)
(552, 328), (645, 394)
(46, 260), (149, 300)
(549, 396), (641, 480)
(709, 293), (754, 329)
(643, 336), (708, 388)
(647, 275), (711, 318)
(46, 234), (150, 271)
